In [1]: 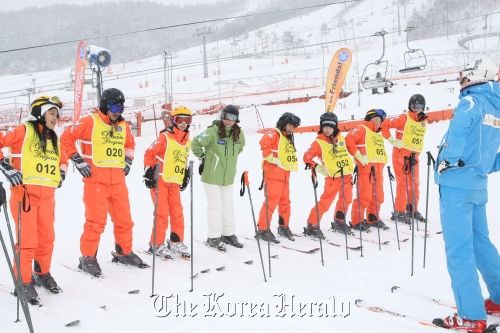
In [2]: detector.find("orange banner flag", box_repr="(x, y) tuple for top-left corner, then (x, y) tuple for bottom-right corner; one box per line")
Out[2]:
(325, 48), (352, 113)
(73, 41), (86, 122)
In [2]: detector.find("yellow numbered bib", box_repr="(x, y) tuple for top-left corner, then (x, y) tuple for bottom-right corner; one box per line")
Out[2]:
(161, 134), (191, 184)
(401, 112), (427, 152)
(276, 128), (298, 171)
(317, 135), (354, 176)
(88, 113), (126, 168)
(361, 125), (388, 164)
(21, 124), (61, 187)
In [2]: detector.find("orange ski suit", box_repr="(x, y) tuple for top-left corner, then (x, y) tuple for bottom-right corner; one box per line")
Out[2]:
(144, 127), (189, 245)
(381, 111), (425, 212)
(60, 112), (135, 257)
(303, 133), (353, 224)
(345, 121), (386, 226)
(0, 125), (68, 283)
(257, 129), (293, 231)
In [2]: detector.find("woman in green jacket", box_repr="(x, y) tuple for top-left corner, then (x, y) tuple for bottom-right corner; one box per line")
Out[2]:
(191, 105), (245, 251)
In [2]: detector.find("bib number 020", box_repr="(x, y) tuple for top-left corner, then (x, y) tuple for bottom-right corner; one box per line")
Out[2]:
(106, 148), (123, 157)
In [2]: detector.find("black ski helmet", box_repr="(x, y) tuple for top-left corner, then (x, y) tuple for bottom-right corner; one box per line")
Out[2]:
(99, 88), (125, 113)
(276, 112), (301, 130)
(221, 104), (240, 123)
(319, 112), (338, 130)
(408, 94), (425, 111)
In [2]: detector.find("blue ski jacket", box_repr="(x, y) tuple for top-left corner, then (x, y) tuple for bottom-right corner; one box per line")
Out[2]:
(435, 81), (500, 190)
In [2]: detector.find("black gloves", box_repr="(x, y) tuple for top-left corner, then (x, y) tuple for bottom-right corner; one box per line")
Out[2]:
(143, 165), (157, 189)
(71, 153), (92, 178)
(0, 158), (23, 187)
(198, 157), (205, 176)
(418, 112), (428, 122)
(437, 159), (464, 175)
(124, 156), (132, 176)
(57, 170), (66, 189)
(180, 168), (190, 192)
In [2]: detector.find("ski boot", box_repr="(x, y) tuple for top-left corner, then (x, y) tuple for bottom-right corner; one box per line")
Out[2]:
(79, 256), (102, 277)
(367, 214), (389, 230)
(331, 219), (354, 235)
(432, 313), (486, 333)
(32, 260), (62, 293)
(408, 211), (427, 222)
(257, 230), (280, 243)
(148, 243), (173, 260)
(168, 240), (191, 258)
(277, 225), (294, 241)
(112, 245), (150, 268)
(222, 235), (244, 248)
(350, 220), (371, 233)
(303, 223), (325, 239)
(207, 237), (227, 252)
(13, 282), (40, 306)
(485, 298), (500, 315)
(391, 211), (410, 224)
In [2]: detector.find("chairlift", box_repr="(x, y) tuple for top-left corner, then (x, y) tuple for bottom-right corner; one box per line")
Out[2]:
(399, 26), (427, 73)
(361, 30), (391, 90)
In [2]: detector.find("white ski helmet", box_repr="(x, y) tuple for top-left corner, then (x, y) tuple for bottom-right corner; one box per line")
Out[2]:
(460, 58), (498, 85)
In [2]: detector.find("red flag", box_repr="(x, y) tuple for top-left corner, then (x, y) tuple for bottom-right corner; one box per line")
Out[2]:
(325, 48), (352, 113)
(73, 41), (86, 122)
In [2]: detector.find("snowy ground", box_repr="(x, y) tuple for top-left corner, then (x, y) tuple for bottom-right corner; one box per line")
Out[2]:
(0, 0), (500, 332)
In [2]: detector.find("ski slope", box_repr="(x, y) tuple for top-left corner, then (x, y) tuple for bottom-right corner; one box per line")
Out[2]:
(0, 0), (500, 332)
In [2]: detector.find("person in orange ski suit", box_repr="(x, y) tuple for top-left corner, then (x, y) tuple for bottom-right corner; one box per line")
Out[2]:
(381, 94), (428, 224)
(143, 106), (191, 260)
(0, 95), (67, 304)
(60, 88), (147, 277)
(345, 109), (389, 232)
(257, 112), (301, 243)
(303, 112), (354, 237)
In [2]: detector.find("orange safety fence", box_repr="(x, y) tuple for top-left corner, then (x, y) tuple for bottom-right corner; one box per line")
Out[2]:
(258, 109), (454, 134)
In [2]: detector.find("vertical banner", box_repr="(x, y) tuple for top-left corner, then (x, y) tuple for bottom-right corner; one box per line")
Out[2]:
(325, 48), (352, 113)
(73, 41), (86, 122)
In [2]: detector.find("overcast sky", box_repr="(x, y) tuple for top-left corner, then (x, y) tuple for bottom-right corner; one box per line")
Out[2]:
(3, 0), (222, 12)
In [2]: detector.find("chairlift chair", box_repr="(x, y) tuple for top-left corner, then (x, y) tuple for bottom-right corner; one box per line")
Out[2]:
(399, 26), (427, 73)
(361, 30), (391, 90)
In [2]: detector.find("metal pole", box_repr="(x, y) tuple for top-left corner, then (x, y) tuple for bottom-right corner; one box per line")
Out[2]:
(202, 35), (208, 78)
(310, 168), (324, 266)
(387, 166), (401, 250)
(423, 152), (434, 268)
(371, 166), (382, 251)
(322, 45), (325, 85)
(265, 181), (271, 277)
(189, 161), (195, 291)
(163, 51), (168, 105)
(410, 152), (417, 276)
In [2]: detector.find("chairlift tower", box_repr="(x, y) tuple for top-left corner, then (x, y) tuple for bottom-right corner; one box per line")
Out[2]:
(399, 26), (427, 73)
(196, 27), (213, 78)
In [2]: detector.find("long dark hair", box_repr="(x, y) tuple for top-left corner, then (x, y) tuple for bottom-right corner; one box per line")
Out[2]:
(217, 120), (241, 141)
(27, 121), (59, 155)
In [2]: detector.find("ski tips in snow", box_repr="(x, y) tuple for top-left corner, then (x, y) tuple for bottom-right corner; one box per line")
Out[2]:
(128, 290), (140, 294)
(216, 266), (225, 271)
(65, 320), (80, 327)
(244, 260), (253, 265)
(391, 285), (400, 293)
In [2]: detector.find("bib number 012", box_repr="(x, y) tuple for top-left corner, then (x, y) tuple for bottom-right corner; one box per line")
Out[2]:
(36, 163), (56, 175)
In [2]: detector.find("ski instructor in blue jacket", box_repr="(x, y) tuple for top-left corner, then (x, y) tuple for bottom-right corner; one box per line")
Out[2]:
(433, 58), (500, 332)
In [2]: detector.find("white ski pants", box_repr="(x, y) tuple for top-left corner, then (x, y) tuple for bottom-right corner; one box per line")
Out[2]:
(203, 183), (236, 238)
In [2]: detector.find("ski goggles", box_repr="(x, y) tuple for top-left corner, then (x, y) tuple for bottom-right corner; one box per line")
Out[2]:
(222, 112), (238, 122)
(107, 103), (124, 114)
(286, 114), (301, 127)
(366, 109), (386, 122)
(410, 103), (425, 111)
(173, 115), (192, 125)
(31, 95), (63, 111)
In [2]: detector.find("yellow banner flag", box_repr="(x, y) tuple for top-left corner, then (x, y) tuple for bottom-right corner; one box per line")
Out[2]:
(325, 48), (352, 113)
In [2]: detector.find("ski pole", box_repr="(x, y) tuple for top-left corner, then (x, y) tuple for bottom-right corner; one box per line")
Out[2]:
(353, 166), (364, 257)
(151, 163), (160, 297)
(423, 152), (435, 269)
(387, 166), (401, 250)
(188, 161), (194, 291)
(17, 200), (21, 321)
(371, 166), (382, 251)
(240, 172), (267, 282)
(403, 156), (411, 230)
(339, 167), (349, 260)
(264, 180), (271, 277)
(309, 167), (324, 266)
(0, 183), (33, 332)
(410, 152), (417, 276)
